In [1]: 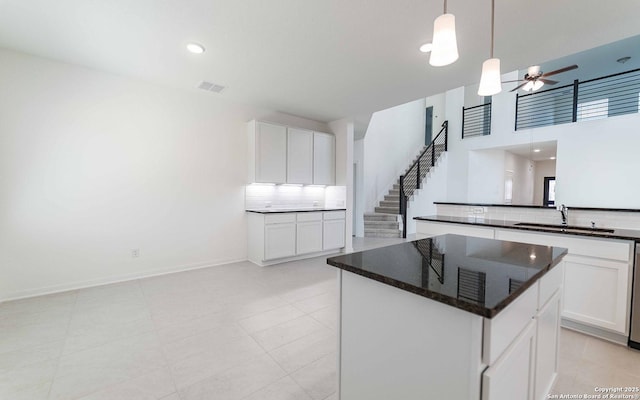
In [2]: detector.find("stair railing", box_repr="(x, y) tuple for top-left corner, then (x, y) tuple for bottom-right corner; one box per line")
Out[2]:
(399, 120), (448, 238)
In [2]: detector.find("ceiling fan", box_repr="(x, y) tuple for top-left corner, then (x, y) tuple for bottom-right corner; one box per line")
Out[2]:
(505, 64), (579, 92)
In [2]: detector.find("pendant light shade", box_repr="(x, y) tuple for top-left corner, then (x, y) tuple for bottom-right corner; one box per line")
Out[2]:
(429, 13), (459, 67)
(478, 58), (502, 96)
(477, 0), (501, 96)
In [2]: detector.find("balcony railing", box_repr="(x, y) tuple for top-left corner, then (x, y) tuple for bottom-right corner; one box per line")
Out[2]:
(515, 67), (640, 131)
(462, 102), (492, 138)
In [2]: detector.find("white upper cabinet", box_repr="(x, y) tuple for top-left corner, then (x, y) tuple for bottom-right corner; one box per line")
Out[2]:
(249, 121), (336, 185)
(287, 128), (313, 184)
(249, 121), (287, 183)
(313, 132), (336, 185)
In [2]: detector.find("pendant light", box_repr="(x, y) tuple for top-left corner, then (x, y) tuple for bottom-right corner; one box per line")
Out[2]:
(478, 0), (502, 96)
(429, 0), (459, 67)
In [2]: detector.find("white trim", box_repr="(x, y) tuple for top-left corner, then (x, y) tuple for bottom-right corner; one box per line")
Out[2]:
(0, 257), (247, 303)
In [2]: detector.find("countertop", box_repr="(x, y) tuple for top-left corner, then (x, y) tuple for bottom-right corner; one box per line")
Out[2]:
(414, 215), (640, 242)
(327, 234), (567, 318)
(246, 208), (346, 214)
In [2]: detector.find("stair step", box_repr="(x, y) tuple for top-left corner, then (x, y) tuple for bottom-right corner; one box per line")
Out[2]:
(364, 228), (402, 238)
(392, 184), (400, 190)
(364, 220), (400, 229)
(363, 213), (398, 221)
(374, 206), (399, 214)
(388, 189), (400, 196)
(384, 194), (399, 201)
(380, 200), (399, 207)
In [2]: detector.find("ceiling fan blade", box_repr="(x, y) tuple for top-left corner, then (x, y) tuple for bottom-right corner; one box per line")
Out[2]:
(502, 79), (525, 83)
(510, 81), (529, 92)
(541, 64), (578, 78)
(539, 78), (558, 85)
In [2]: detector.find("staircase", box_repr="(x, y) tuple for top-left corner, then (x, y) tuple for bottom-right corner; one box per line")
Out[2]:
(363, 147), (428, 238)
(363, 120), (449, 239)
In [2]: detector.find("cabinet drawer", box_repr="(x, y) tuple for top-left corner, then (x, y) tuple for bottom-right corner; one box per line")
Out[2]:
(483, 282), (538, 365)
(416, 222), (494, 239)
(265, 213), (296, 224)
(538, 263), (563, 309)
(297, 212), (323, 222)
(494, 229), (632, 262)
(324, 211), (346, 220)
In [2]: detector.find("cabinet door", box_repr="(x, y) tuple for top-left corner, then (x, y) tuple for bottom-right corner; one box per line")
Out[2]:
(323, 219), (345, 250)
(297, 221), (323, 254)
(535, 290), (561, 400)
(264, 223), (296, 260)
(313, 132), (336, 185)
(287, 128), (313, 184)
(563, 256), (630, 333)
(482, 320), (536, 400)
(256, 122), (287, 183)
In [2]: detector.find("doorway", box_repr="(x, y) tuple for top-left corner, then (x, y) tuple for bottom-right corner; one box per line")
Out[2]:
(425, 106), (433, 145)
(543, 177), (556, 206)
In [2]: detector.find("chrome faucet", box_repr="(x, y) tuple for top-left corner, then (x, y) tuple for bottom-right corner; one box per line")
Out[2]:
(559, 204), (568, 226)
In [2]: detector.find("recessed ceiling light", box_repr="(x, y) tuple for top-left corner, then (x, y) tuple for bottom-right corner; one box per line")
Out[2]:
(186, 43), (205, 54)
(550, 156), (556, 160)
(419, 43), (433, 53)
(533, 149), (541, 153)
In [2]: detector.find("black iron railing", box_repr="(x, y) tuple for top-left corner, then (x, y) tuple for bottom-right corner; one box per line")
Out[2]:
(462, 102), (492, 138)
(413, 239), (445, 285)
(516, 67), (640, 130)
(399, 120), (448, 238)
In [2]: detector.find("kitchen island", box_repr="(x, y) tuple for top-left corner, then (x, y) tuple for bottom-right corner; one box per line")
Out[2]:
(327, 234), (567, 400)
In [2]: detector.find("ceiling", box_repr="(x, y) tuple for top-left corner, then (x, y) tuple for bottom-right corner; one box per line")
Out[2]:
(503, 141), (557, 162)
(1, 0), (639, 123)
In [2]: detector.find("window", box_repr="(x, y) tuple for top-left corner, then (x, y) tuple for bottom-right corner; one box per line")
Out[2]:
(543, 177), (556, 207)
(577, 98), (609, 121)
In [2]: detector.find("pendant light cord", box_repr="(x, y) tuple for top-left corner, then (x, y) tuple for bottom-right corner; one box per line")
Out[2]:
(490, 0), (495, 58)
(444, 0), (447, 14)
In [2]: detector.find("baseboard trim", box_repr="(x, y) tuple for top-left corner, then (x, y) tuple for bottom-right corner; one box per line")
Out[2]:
(0, 257), (248, 303)
(561, 318), (628, 346)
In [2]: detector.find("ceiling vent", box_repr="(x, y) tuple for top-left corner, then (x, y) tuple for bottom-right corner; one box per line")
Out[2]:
(197, 81), (226, 93)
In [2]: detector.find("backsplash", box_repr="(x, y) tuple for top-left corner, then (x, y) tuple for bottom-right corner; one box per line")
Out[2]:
(436, 204), (640, 230)
(245, 184), (346, 209)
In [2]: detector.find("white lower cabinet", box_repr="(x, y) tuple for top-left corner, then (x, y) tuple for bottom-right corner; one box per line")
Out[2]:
(535, 290), (562, 400)
(323, 219), (346, 250)
(296, 213), (323, 254)
(483, 320), (537, 400)
(248, 210), (345, 265)
(563, 256), (629, 333)
(264, 223), (296, 260)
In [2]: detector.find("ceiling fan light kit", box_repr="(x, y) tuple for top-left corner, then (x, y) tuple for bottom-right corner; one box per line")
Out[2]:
(429, 0), (459, 67)
(477, 0), (502, 96)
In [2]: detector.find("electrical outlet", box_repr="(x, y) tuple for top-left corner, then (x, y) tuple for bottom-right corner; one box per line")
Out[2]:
(131, 249), (140, 258)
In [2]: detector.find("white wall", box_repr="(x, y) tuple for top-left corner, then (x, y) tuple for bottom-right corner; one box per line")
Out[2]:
(353, 139), (365, 237)
(328, 118), (354, 252)
(438, 70), (640, 209)
(362, 98), (426, 213)
(533, 160), (556, 206)
(467, 150), (506, 203)
(0, 48), (330, 300)
(504, 151), (535, 205)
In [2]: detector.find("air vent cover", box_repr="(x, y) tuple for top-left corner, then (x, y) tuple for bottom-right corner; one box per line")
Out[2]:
(197, 81), (226, 93)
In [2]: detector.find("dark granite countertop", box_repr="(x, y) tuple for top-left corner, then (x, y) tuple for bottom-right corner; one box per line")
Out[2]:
(327, 234), (567, 318)
(434, 202), (640, 213)
(414, 215), (640, 242)
(246, 208), (346, 214)
(434, 202), (554, 209)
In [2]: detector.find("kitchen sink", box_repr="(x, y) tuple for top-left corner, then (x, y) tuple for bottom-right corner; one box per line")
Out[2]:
(514, 222), (615, 234)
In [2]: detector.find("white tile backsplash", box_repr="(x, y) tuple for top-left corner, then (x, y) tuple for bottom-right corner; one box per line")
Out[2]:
(436, 204), (640, 230)
(245, 184), (346, 210)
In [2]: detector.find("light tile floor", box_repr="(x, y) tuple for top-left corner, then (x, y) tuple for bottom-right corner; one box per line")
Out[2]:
(1, 237), (639, 399)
